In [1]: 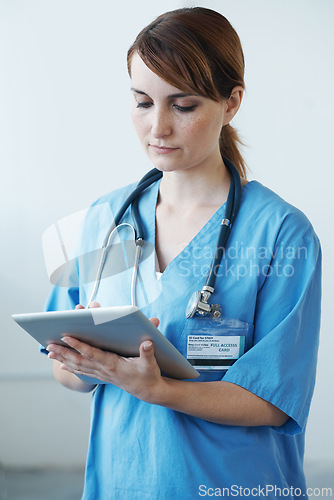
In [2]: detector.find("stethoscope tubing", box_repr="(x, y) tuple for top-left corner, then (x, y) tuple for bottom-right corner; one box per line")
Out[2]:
(102, 169), (163, 246)
(203, 157), (241, 290)
(93, 157), (241, 308)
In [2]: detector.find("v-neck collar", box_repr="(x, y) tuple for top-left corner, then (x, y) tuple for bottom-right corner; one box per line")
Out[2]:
(151, 181), (229, 281)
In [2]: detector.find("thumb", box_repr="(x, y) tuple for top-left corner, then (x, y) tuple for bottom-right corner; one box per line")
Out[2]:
(139, 340), (154, 361)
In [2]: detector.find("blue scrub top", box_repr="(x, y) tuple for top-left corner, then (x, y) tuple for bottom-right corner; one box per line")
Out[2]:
(44, 179), (322, 499)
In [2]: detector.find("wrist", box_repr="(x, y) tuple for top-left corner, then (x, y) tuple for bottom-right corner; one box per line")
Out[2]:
(140, 376), (171, 406)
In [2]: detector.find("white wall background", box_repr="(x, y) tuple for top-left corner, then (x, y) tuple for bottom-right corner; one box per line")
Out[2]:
(1, 0), (333, 477)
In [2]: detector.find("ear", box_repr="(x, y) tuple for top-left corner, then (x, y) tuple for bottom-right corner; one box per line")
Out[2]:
(223, 86), (244, 126)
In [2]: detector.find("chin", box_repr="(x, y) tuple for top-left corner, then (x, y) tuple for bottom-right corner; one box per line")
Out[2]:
(148, 158), (181, 173)
(153, 165), (185, 174)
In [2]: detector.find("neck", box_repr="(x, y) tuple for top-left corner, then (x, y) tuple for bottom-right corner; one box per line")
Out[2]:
(158, 159), (231, 210)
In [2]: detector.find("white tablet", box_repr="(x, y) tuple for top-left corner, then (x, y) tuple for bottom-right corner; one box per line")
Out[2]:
(12, 305), (199, 383)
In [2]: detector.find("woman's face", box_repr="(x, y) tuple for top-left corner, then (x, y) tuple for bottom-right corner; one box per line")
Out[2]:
(130, 53), (230, 174)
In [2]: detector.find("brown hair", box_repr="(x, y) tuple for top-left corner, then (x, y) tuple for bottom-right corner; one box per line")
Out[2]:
(127, 7), (246, 178)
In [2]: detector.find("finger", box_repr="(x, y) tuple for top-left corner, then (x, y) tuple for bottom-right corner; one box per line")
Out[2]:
(48, 350), (66, 364)
(149, 317), (159, 327)
(61, 336), (96, 359)
(60, 359), (86, 375)
(61, 337), (117, 369)
(89, 301), (100, 308)
(47, 343), (77, 363)
(51, 348), (93, 374)
(75, 304), (85, 310)
(47, 343), (71, 356)
(47, 346), (78, 368)
(47, 341), (102, 378)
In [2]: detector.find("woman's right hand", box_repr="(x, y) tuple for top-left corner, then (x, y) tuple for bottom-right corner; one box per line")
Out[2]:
(50, 301), (160, 392)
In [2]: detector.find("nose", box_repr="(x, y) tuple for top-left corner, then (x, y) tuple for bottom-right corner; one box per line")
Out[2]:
(151, 108), (172, 139)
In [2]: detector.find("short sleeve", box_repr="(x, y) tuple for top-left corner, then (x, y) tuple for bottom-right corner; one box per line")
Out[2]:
(223, 212), (322, 435)
(39, 286), (80, 354)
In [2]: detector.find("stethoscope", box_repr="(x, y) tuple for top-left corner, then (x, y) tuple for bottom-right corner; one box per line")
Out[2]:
(87, 156), (241, 319)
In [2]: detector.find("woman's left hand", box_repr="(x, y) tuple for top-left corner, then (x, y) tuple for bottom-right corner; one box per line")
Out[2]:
(47, 317), (163, 402)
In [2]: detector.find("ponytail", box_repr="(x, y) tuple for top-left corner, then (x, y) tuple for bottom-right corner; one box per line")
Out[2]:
(220, 124), (246, 179)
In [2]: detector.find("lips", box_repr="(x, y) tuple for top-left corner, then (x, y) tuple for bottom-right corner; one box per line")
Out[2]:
(149, 144), (179, 154)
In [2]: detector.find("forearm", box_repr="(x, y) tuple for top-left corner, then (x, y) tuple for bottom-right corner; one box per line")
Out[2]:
(47, 337), (287, 425)
(148, 378), (288, 427)
(52, 360), (96, 393)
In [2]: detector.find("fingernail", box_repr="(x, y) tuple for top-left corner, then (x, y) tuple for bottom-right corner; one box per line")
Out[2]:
(61, 337), (69, 344)
(143, 341), (153, 351)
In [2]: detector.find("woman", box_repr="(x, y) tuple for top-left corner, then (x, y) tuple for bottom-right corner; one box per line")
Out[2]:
(45, 7), (321, 499)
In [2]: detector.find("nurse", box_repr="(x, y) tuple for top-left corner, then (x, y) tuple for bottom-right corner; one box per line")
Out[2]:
(45, 7), (322, 499)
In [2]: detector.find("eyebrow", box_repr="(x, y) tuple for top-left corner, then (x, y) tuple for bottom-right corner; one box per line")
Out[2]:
(131, 88), (197, 99)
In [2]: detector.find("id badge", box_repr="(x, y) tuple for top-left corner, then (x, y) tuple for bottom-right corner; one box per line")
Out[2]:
(187, 335), (245, 371)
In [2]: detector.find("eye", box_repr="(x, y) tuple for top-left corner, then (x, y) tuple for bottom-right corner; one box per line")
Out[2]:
(136, 101), (152, 109)
(173, 105), (197, 113)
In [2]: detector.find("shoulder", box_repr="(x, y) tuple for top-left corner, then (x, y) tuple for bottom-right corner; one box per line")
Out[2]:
(91, 182), (138, 212)
(83, 182), (137, 226)
(236, 181), (321, 266)
(77, 182), (138, 250)
(240, 181), (316, 238)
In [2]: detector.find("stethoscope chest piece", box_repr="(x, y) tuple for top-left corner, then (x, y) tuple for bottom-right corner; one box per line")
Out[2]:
(186, 289), (222, 319)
